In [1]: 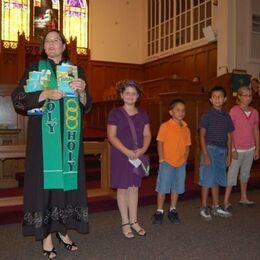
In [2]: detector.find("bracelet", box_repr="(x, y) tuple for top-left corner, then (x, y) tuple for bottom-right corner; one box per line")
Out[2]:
(159, 159), (164, 163)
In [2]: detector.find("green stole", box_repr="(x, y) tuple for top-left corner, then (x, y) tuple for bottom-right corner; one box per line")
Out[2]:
(39, 60), (81, 191)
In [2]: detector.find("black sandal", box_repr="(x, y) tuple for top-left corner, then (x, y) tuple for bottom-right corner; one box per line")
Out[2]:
(56, 232), (78, 251)
(130, 221), (146, 236)
(121, 223), (134, 239)
(43, 247), (57, 259)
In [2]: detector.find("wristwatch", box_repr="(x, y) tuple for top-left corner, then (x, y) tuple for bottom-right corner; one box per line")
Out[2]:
(80, 92), (87, 97)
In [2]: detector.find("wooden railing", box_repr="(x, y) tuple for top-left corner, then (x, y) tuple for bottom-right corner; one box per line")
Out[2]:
(0, 140), (113, 207)
(84, 140), (113, 197)
(86, 85), (260, 183)
(86, 77), (204, 133)
(0, 145), (25, 189)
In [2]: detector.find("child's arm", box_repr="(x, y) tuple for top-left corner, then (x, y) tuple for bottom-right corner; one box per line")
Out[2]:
(142, 124), (152, 153)
(107, 124), (137, 159)
(231, 132), (238, 160)
(199, 128), (210, 165)
(135, 124), (152, 158)
(157, 141), (164, 163)
(254, 124), (259, 160)
(184, 145), (190, 162)
(226, 132), (232, 166)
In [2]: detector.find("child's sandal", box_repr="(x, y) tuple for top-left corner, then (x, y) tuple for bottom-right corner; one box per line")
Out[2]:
(130, 221), (146, 236)
(121, 223), (134, 239)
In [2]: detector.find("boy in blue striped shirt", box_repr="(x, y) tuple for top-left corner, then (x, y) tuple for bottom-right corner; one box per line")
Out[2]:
(199, 86), (234, 221)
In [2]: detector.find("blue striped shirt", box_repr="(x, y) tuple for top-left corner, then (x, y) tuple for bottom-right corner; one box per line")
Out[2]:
(199, 107), (234, 148)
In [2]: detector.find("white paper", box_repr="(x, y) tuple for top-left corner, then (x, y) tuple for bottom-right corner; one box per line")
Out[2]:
(128, 158), (142, 168)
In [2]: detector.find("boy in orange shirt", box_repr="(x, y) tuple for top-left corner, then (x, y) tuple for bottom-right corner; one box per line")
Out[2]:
(153, 99), (191, 224)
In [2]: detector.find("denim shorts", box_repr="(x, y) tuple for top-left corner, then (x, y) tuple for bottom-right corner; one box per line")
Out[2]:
(199, 145), (227, 188)
(156, 161), (186, 194)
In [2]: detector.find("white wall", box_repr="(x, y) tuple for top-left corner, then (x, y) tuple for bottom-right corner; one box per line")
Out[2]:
(89, 0), (260, 77)
(216, 0), (260, 78)
(89, 0), (146, 64)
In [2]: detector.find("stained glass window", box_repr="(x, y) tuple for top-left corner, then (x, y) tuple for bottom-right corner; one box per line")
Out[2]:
(63, 0), (88, 49)
(1, 0), (88, 50)
(33, 0), (60, 40)
(1, 0), (30, 41)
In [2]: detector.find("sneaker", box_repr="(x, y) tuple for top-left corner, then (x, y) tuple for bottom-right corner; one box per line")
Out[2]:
(211, 205), (232, 218)
(238, 200), (256, 208)
(200, 206), (212, 221)
(167, 209), (181, 224)
(224, 202), (232, 211)
(153, 211), (164, 224)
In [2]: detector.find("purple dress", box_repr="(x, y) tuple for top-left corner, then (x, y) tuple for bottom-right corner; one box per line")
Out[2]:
(107, 107), (149, 189)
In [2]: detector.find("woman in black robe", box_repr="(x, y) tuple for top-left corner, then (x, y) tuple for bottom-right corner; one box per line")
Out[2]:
(12, 29), (92, 258)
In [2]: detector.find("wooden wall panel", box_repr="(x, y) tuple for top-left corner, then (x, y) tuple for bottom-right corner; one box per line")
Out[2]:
(194, 51), (207, 82)
(168, 59), (182, 77)
(88, 61), (143, 101)
(183, 55), (195, 79)
(115, 67), (130, 81)
(104, 66), (117, 87)
(207, 47), (218, 81)
(0, 41), (217, 102)
(90, 64), (106, 101)
(143, 61), (169, 80)
(129, 67), (143, 80)
(143, 42), (217, 84)
(0, 51), (18, 84)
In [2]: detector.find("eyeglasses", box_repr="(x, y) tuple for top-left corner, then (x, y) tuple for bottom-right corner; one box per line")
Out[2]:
(44, 38), (62, 45)
(240, 94), (252, 97)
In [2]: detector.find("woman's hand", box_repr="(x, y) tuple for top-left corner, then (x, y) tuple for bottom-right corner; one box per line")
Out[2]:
(70, 78), (86, 93)
(39, 89), (64, 101)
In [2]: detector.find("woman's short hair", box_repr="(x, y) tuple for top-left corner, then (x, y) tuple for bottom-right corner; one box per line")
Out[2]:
(236, 86), (252, 104)
(116, 80), (143, 98)
(40, 29), (69, 60)
(237, 86), (252, 96)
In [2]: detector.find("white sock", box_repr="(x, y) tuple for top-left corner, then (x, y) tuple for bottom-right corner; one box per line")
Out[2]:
(170, 207), (176, 211)
(157, 209), (164, 213)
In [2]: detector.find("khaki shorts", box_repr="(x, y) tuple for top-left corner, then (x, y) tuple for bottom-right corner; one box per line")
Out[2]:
(227, 150), (255, 186)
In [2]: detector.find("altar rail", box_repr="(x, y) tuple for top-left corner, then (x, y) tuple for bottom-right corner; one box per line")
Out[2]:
(86, 85), (260, 183)
(0, 140), (113, 207)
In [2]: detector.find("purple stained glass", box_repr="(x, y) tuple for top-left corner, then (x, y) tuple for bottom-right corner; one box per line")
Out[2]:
(6, 2), (26, 9)
(66, 0), (84, 8)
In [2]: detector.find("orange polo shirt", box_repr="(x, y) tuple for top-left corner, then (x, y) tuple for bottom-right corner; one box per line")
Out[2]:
(157, 119), (191, 167)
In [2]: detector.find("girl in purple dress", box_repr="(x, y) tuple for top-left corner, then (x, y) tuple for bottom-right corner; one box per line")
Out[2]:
(107, 80), (151, 238)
